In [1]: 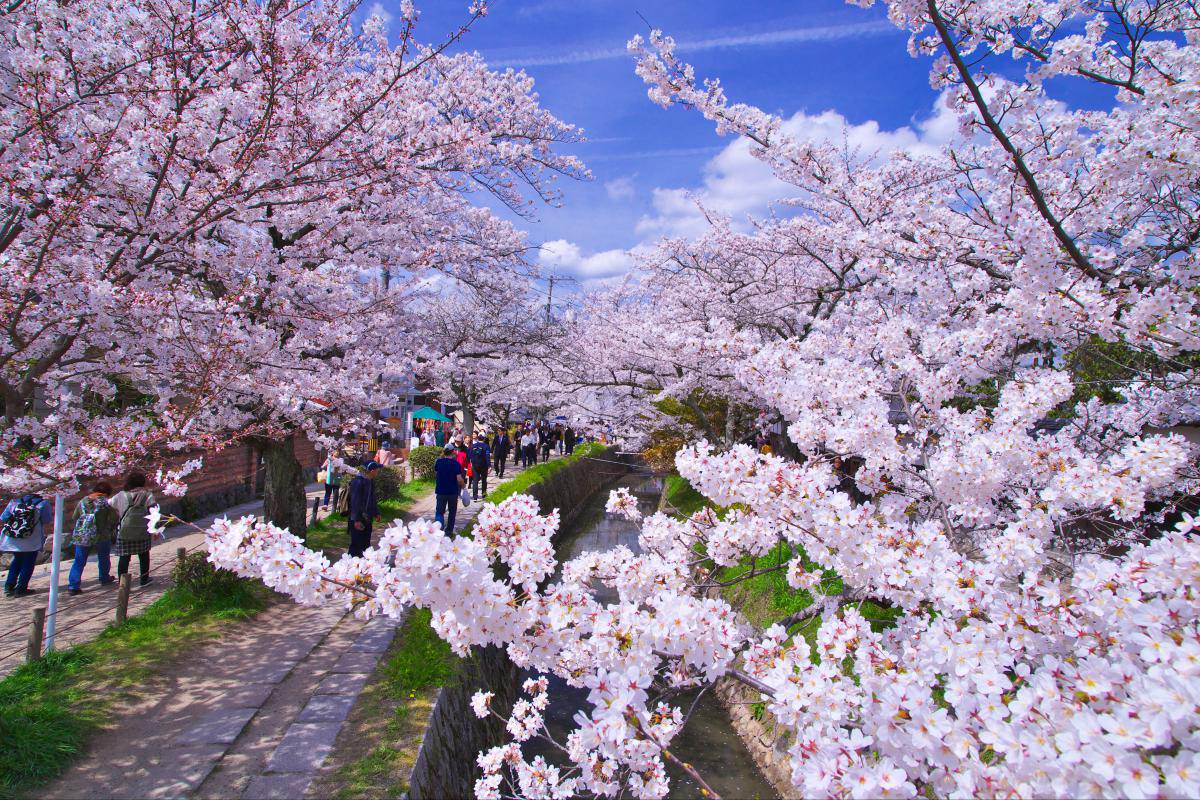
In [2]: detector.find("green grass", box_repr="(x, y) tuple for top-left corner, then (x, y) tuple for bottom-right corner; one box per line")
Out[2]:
(664, 472), (710, 517)
(376, 608), (457, 702)
(665, 473), (901, 643)
(304, 478), (436, 555)
(327, 608), (459, 800)
(0, 579), (269, 798)
(482, 442), (606, 506)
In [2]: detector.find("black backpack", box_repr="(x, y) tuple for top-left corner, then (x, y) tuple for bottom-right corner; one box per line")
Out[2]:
(1, 495), (42, 539)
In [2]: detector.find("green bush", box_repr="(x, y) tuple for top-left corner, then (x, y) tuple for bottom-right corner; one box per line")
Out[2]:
(375, 465), (406, 501)
(171, 551), (250, 602)
(407, 445), (441, 481)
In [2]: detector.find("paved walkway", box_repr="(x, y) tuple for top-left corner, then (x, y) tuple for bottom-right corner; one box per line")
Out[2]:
(0, 483), (329, 678)
(40, 452), (558, 799)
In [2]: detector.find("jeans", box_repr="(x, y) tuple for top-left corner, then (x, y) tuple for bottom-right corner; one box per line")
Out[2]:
(117, 552), (150, 581)
(347, 521), (372, 557)
(470, 470), (489, 500)
(4, 552), (37, 593)
(435, 493), (459, 534)
(322, 483), (335, 507)
(68, 541), (112, 590)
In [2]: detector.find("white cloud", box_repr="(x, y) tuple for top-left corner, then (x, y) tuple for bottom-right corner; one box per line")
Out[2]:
(636, 92), (961, 239)
(539, 239), (637, 281)
(490, 20), (894, 68)
(587, 146), (723, 162)
(604, 176), (636, 201)
(367, 2), (393, 23)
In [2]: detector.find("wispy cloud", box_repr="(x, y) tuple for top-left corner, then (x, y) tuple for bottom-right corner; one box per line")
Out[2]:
(585, 146), (723, 162)
(489, 19), (895, 68)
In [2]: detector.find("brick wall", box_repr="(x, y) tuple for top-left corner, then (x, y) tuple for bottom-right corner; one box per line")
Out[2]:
(62, 433), (326, 523)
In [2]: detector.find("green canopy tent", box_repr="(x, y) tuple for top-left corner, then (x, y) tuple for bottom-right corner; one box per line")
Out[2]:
(411, 405), (452, 423)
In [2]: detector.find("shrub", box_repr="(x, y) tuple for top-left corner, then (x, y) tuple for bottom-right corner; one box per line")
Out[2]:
(171, 551), (248, 601)
(177, 495), (198, 522)
(375, 465), (406, 501)
(407, 445), (440, 481)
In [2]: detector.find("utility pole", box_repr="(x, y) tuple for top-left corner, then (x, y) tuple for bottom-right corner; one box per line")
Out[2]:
(545, 274), (555, 325)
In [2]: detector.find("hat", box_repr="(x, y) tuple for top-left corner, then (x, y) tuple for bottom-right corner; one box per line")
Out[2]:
(364, 460), (382, 471)
(443, 445), (456, 454)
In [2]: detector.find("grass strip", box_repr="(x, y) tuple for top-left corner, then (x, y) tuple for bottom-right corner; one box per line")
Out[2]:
(0, 577), (269, 799)
(320, 608), (458, 800)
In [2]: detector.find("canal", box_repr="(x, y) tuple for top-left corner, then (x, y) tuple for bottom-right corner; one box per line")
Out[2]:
(523, 471), (776, 799)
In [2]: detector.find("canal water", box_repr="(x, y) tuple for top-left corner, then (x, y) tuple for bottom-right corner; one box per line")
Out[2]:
(522, 472), (776, 799)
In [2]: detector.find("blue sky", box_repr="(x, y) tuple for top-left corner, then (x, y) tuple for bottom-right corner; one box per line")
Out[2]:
(376, 0), (948, 284)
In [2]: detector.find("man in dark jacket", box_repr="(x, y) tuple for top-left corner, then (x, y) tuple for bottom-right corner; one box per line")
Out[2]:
(468, 436), (492, 500)
(564, 426), (576, 455)
(346, 461), (381, 557)
(491, 428), (510, 479)
(434, 445), (465, 534)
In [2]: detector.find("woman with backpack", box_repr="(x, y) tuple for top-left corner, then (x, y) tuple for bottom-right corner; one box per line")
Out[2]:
(109, 473), (157, 586)
(67, 481), (117, 595)
(0, 492), (52, 598)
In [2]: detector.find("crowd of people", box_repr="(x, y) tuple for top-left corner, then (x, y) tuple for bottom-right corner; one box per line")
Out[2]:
(0, 473), (160, 599)
(0, 417), (589, 600)
(427, 421), (580, 535)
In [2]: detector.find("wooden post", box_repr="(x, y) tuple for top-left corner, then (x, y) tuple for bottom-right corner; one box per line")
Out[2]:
(26, 606), (46, 663)
(115, 574), (131, 624)
(310, 496), (320, 525)
(177, 546), (187, 572)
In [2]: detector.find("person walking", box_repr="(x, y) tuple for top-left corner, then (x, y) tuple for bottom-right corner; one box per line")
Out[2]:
(421, 427), (435, 447)
(539, 424), (553, 464)
(468, 436), (491, 500)
(433, 445), (465, 534)
(110, 472), (157, 586)
(67, 481), (117, 595)
(321, 455), (339, 509)
(491, 428), (510, 479)
(346, 461), (381, 557)
(521, 428), (536, 468)
(0, 492), (52, 598)
(565, 426), (576, 455)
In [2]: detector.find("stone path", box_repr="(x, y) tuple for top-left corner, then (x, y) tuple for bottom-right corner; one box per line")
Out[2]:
(41, 602), (399, 800)
(0, 482), (330, 678)
(40, 451), (558, 799)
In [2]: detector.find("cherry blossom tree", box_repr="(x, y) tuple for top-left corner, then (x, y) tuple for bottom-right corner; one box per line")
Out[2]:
(0, 0), (584, 521)
(206, 1), (1200, 797)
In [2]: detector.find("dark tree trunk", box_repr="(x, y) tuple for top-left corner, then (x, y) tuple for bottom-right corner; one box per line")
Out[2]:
(259, 435), (308, 539)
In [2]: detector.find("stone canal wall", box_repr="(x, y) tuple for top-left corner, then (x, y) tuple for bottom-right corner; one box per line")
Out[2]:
(407, 448), (635, 800)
